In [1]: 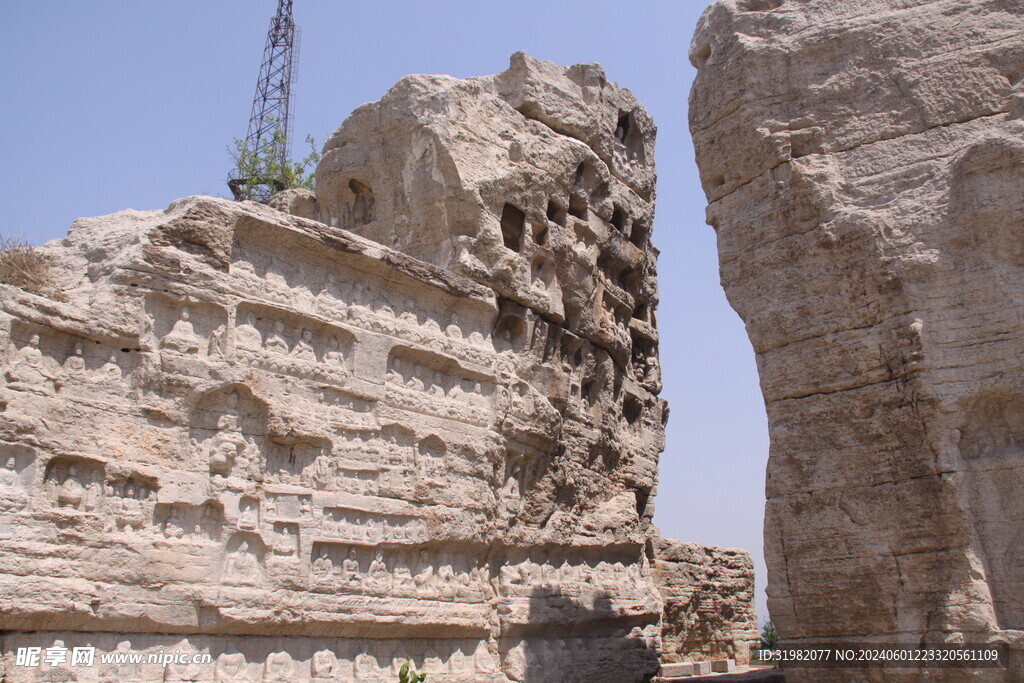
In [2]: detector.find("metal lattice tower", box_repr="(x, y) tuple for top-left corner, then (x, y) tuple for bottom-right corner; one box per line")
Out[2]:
(229, 0), (299, 202)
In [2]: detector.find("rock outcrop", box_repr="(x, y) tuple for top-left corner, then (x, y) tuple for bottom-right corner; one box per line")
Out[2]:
(652, 539), (758, 667)
(691, 0), (1024, 679)
(0, 53), (755, 682)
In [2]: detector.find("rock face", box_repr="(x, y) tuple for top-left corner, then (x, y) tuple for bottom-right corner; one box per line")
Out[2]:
(301, 51), (659, 379)
(691, 0), (1024, 678)
(0, 54), (755, 682)
(652, 539), (758, 667)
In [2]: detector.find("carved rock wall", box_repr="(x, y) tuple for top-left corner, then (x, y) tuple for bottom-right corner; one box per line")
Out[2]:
(652, 538), (758, 667)
(690, 0), (1024, 679)
(305, 51), (660, 379)
(0, 54), (693, 682)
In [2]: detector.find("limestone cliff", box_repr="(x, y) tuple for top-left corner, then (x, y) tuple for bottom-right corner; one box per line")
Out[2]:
(691, 0), (1024, 679)
(0, 54), (724, 682)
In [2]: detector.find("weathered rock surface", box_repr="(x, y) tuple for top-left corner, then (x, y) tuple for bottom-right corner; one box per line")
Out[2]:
(691, 0), (1024, 679)
(653, 538), (758, 667)
(0, 53), (756, 682)
(307, 51), (659, 372)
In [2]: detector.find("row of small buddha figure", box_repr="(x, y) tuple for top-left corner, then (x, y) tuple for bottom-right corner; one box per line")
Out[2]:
(23, 636), (503, 681)
(4, 334), (125, 395)
(316, 386), (371, 413)
(234, 258), (493, 351)
(163, 639), (500, 681)
(311, 546), (492, 600)
(159, 504), (223, 541)
(345, 638), (500, 678)
(308, 457), (381, 494)
(306, 435), (461, 488)
(234, 310), (349, 368)
(262, 494), (311, 520)
(239, 499), (429, 545)
(306, 271), (492, 348)
(319, 512), (428, 544)
(160, 305), (353, 378)
(322, 433), (432, 465)
(46, 466), (178, 538)
(308, 457), (445, 496)
(360, 301), (496, 368)
(320, 281), (490, 348)
(385, 357), (490, 404)
(32, 633), (644, 682)
(41, 464), (172, 537)
(500, 555), (644, 596)
(43, 463), (149, 511)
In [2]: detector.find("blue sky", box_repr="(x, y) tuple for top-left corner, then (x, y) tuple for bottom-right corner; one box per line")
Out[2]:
(3, 1), (770, 623)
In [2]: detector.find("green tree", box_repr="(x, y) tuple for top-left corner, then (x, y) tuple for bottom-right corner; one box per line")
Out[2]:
(760, 620), (780, 650)
(228, 121), (320, 203)
(398, 659), (426, 683)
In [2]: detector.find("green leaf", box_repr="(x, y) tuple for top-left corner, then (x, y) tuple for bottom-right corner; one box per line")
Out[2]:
(228, 118), (320, 202)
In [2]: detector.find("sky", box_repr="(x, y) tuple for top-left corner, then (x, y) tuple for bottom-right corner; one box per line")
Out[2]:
(2, 1), (770, 624)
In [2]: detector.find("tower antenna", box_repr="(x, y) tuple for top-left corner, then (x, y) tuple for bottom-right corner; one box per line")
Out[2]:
(229, 0), (299, 202)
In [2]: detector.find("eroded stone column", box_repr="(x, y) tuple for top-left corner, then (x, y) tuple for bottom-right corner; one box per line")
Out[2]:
(691, 0), (1024, 679)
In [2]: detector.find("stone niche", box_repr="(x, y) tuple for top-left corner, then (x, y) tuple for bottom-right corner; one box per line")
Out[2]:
(691, 0), (1024, 680)
(0, 52), (753, 682)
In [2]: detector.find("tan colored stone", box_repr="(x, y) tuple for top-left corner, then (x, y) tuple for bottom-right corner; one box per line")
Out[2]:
(0, 53), (747, 683)
(691, 0), (1024, 680)
(653, 538), (758, 667)
(311, 51), (658, 370)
